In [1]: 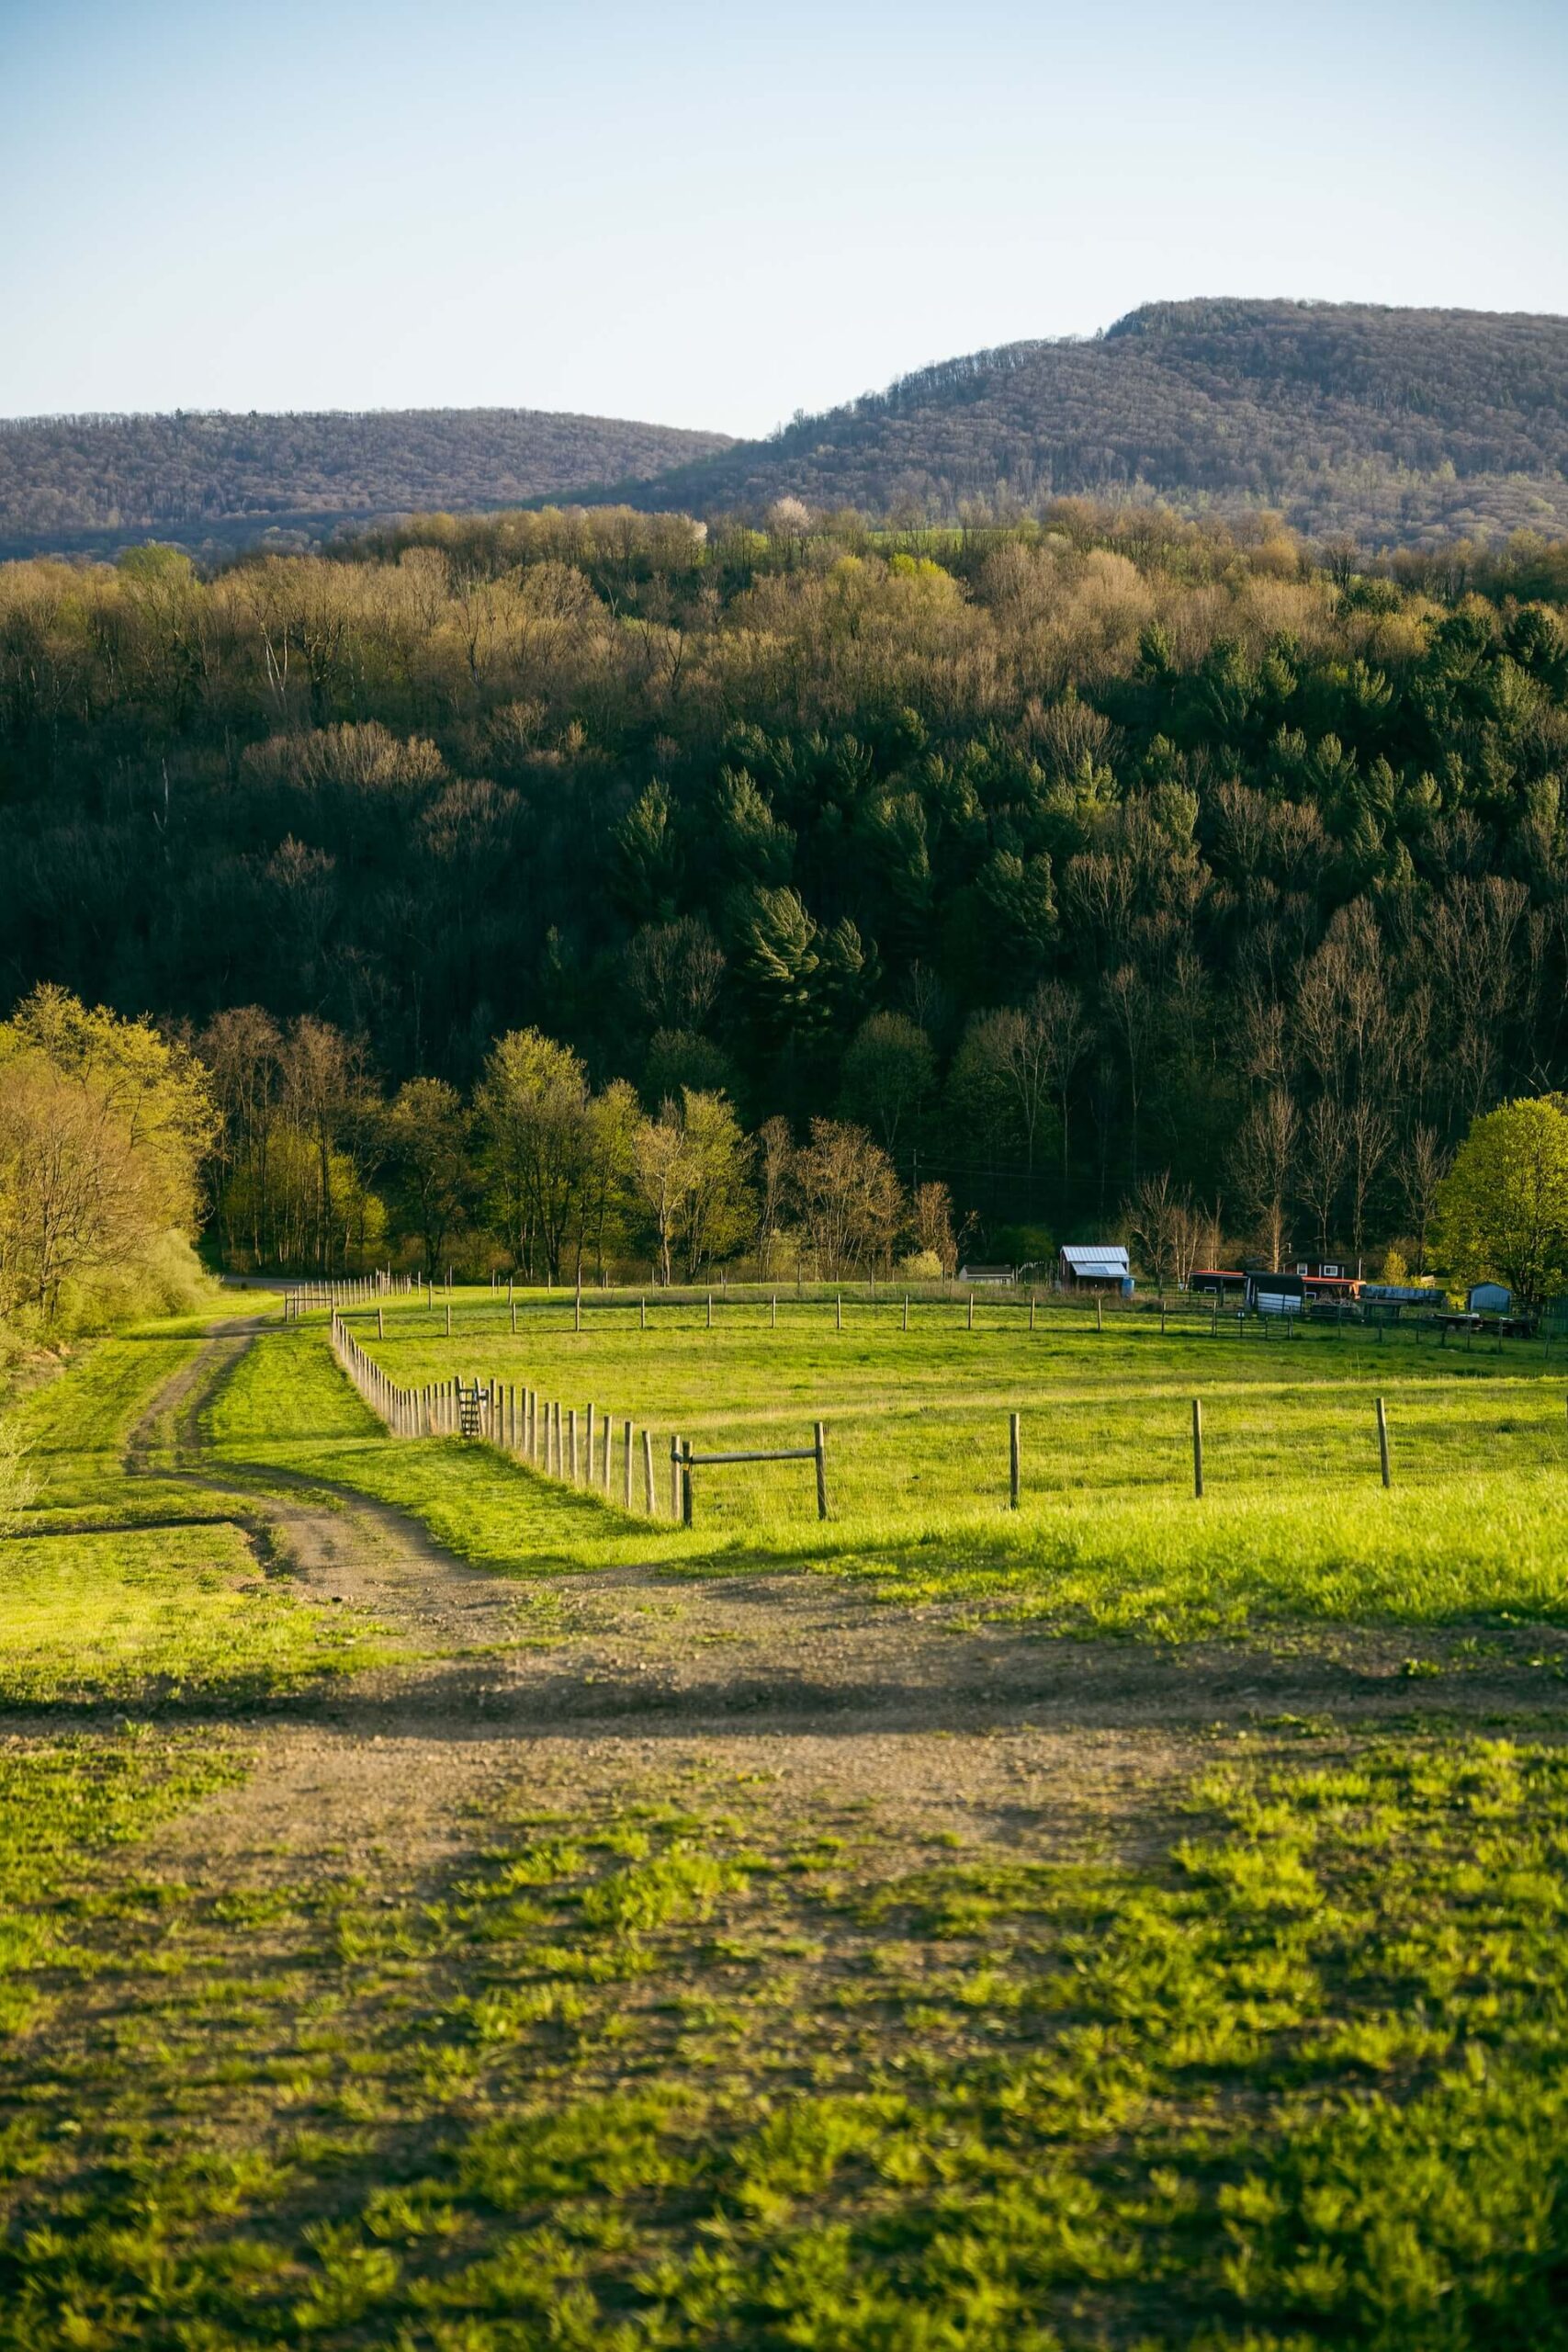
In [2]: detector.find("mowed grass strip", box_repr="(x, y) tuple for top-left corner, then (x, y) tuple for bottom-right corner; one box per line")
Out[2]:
(219, 1305), (1568, 1634)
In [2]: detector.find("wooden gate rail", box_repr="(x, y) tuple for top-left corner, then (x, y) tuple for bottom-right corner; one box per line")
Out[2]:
(671, 1424), (829, 1527)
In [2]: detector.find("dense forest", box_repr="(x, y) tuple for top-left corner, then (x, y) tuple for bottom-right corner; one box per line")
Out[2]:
(3, 496), (1568, 1278)
(0, 408), (734, 560)
(626, 301), (1568, 547)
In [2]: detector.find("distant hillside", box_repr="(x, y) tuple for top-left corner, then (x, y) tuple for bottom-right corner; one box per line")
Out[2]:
(0, 407), (736, 560)
(615, 300), (1568, 545)
(6, 302), (1568, 560)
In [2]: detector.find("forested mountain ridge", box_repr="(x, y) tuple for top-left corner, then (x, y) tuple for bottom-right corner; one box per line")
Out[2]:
(6, 301), (1568, 564)
(614, 300), (1568, 546)
(3, 501), (1568, 1273)
(0, 406), (736, 559)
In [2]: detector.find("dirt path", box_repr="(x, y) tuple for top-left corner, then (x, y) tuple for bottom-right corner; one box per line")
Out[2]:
(93, 1317), (1568, 1887)
(126, 1318), (523, 1647)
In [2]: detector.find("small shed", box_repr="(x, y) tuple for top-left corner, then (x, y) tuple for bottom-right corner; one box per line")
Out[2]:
(958, 1264), (1015, 1285)
(1247, 1270), (1305, 1316)
(1467, 1282), (1512, 1315)
(1059, 1244), (1132, 1295)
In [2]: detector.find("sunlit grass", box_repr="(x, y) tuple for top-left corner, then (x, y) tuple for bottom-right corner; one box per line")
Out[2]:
(202, 1302), (1568, 1635)
(6, 1736), (1568, 2346)
(2, 1331), (389, 1700)
(0, 1522), (383, 1706)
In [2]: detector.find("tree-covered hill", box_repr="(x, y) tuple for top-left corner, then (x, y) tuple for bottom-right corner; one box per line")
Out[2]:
(615, 300), (1568, 546)
(6, 302), (1568, 562)
(0, 407), (736, 560)
(4, 501), (1568, 1271)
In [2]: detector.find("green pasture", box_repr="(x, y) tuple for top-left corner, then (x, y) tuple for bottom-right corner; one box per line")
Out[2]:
(6, 1733), (1568, 2348)
(196, 1288), (1568, 1635)
(1, 1336), (385, 1706)
(3, 1312), (1568, 2344)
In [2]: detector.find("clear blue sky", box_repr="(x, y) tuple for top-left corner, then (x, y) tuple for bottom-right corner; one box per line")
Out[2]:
(2, 0), (1564, 436)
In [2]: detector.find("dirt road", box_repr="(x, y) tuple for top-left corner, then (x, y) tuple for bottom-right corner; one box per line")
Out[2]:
(111, 1323), (1568, 1884)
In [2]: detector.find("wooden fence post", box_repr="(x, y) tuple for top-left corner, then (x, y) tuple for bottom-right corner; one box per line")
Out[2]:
(569, 1408), (579, 1484)
(445, 1301), (452, 1338)
(623, 1420), (634, 1510)
(1010, 1411), (1021, 1510)
(1376, 1396), (1392, 1488)
(585, 1403), (595, 1475)
(681, 1440), (694, 1529)
(772, 1294), (777, 1329)
(643, 1426), (656, 1514)
(1029, 1294), (1035, 1332)
(707, 1292), (714, 1329)
(602, 1411), (613, 1493)
(967, 1292), (975, 1331)
(903, 1293), (909, 1332)
(1097, 1295), (1104, 1334)
(670, 1435), (682, 1520)
(1192, 1398), (1204, 1498)
(378, 1305), (384, 1340)
(814, 1422), (829, 1521)
(640, 1295), (647, 1329)
(836, 1294), (842, 1331)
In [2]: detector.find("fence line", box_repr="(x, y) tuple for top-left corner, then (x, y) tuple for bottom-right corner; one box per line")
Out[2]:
(327, 1309), (1424, 1525)
(299, 1280), (1530, 1354)
(330, 1308), (705, 1521)
(287, 1269), (417, 1321)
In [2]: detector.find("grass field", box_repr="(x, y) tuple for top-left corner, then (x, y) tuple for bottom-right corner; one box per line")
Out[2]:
(5, 1297), (1568, 2347)
(1, 1333), (383, 1706)
(228, 1287), (1568, 1637)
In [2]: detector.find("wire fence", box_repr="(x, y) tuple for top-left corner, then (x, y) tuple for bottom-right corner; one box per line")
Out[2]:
(330, 1310), (828, 1523)
(328, 1299), (1568, 1531)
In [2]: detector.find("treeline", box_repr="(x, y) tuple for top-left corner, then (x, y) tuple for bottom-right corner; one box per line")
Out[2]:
(5, 498), (1568, 1272)
(0, 988), (213, 1329)
(618, 300), (1568, 545)
(199, 1012), (956, 1283)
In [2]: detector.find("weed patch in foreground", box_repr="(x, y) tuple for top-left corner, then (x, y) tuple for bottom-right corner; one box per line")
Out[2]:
(0, 1730), (245, 2037)
(4, 1736), (1568, 2346)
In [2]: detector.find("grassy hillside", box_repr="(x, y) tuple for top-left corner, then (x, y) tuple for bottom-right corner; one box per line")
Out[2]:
(0, 406), (735, 559)
(617, 299), (1568, 544)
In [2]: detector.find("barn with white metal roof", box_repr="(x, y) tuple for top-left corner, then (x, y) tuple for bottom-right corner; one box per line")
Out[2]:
(1058, 1244), (1132, 1291)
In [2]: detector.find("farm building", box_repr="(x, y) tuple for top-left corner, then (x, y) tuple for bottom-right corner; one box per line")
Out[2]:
(958, 1264), (1015, 1285)
(1247, 1270), (1306, 1316)
(1058, 1244), (1133, 1294)
(1190, 1267), (1247, 1298)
